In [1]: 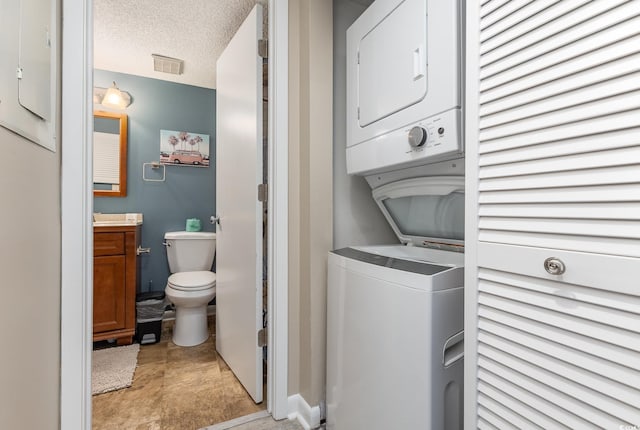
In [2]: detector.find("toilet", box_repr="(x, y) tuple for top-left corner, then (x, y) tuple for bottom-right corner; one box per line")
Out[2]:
(163, 231), (217, 347)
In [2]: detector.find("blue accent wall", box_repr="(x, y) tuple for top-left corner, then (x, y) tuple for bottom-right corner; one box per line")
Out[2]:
(94, 70), (216, 293)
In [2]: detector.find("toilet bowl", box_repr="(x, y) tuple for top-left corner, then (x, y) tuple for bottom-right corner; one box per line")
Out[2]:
(165, 271), (216, 346)
(163, 231), (217, 347)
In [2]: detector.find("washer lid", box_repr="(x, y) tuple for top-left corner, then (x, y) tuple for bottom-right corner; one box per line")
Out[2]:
(372, 176), (464, 249)
(168, 271), (216, 291)
(332, 247), (451, 276)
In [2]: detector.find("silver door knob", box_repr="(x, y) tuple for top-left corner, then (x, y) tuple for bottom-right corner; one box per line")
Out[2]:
(544, 257), (565, 275)
(210, 215), (220, 225)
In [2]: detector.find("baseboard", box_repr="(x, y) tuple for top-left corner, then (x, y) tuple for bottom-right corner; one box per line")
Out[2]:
(288, 394), (321, 430)
(200, 410), (270, 430)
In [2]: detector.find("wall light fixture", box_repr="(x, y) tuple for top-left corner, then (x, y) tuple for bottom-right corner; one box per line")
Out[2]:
(94, 81), (132, 109)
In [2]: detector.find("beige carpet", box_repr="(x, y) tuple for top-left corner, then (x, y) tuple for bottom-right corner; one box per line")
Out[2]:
(92, 344), (140, 395)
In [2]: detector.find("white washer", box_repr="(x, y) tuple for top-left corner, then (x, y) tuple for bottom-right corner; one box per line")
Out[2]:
(326, 175), (465, 430)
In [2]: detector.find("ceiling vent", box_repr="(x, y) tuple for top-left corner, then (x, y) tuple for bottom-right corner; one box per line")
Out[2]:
(152, 54), (184, 75)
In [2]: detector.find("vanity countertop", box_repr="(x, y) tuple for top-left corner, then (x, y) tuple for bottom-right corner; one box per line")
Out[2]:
(93, 213), (143, 227)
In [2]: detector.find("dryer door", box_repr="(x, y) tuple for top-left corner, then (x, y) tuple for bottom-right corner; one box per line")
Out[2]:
(372, 176), (465, 247)
(358, 0), (427, 127)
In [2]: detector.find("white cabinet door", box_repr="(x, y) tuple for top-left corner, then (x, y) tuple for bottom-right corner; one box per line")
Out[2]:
(215, 4), (264, 403)
(465, 1), (640, 427)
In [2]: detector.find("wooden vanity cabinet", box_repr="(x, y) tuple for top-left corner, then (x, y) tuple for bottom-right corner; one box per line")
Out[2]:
(93, 225), (141, 345)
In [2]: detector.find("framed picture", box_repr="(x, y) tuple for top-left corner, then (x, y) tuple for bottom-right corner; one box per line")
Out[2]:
(160, 129), (210, 167)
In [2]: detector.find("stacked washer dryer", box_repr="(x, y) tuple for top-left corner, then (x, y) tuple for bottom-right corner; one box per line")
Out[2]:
(326, 0), (464, 429)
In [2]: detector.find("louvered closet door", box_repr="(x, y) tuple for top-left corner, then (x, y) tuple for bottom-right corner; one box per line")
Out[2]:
(465, 1), (640, 429)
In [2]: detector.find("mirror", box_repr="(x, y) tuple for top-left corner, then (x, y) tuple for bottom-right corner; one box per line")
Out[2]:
(94, 110), (128, 197)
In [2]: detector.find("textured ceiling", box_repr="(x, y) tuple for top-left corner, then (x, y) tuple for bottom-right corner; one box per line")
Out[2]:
(94, 0), (266, 89)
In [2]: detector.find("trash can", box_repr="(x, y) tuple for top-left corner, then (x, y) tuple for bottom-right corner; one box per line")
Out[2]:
(135, 291), (166, 344)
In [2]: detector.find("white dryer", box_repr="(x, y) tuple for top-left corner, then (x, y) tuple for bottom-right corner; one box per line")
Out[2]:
(346, 0), (463, 175)
(326, 174), (465, 430)
(331, 0), (466, 427)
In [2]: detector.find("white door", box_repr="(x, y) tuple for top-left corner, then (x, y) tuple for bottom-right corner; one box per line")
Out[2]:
(465, 1), (640, 428)
(215, 4), (264, 403)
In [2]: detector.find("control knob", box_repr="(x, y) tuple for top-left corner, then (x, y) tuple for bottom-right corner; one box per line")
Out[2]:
(408, 126), (428, 148)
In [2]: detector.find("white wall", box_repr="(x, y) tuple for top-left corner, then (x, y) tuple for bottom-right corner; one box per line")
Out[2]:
(332, 0), (397, 250)
(0, 127), (61, 429)
(0, 0), (61, 427)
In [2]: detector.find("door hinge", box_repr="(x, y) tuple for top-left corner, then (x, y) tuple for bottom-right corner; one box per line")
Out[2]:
(258, 183), (268, 202)
(357, 51), (360, 64)
(258, 39), (268, 58)
(258, 328), (268, 347)
(16, 67), (23, 80)
(357, 106), (360, 120)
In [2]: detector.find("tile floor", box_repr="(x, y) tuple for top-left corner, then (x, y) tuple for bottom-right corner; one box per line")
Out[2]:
(92, 318), (266, 430)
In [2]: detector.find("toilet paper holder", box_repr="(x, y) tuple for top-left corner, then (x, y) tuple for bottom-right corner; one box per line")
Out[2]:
(143, 162), (166, 182)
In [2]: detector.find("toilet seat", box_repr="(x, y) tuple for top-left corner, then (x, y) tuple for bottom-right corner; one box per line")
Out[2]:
(167, 271), (216, 291)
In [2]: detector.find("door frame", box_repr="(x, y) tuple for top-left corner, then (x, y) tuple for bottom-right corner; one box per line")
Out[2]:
(266, 0), (289, 419)
(59, 1), (289, 427)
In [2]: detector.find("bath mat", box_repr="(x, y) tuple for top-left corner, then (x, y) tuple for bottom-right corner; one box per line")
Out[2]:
(92, 344), (140, 395)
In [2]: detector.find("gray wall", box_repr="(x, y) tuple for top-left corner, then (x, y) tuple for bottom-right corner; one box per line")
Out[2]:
(332, 0), (397, 249)
(0, 126), (61, 428)
(94, 70), (216, 293)
(288, 0), (335, 406)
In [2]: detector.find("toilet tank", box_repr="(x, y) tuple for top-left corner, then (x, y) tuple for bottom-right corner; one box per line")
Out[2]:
(164, 231), (216, 273)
